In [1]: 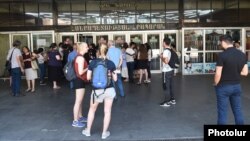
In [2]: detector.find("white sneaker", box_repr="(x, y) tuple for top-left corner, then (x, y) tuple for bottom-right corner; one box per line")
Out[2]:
(82, 129), (91, 137)
(102, 131), (110, 139)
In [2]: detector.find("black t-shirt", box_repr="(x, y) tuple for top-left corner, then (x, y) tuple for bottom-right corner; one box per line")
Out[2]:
(216, 47), (247, 85)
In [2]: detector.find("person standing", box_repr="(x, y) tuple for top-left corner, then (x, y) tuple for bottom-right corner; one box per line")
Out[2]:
(22, 46), (38, 93)
(6, 40), (24, 96)
(160, 38), (175, 107)
(72, 43), (89, 127)
(214, 35), (248, 125)
(37, 48), (47, 85)
(107, 40), (125, 97)
(82, 44), (117, 139)
(126, 42), (136, 83)
(67, 43), (78, 89)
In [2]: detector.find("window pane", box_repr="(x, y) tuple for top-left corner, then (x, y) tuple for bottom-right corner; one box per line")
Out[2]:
(198, 0), (212, 23)
(184, 29), (203, 51)
(33, 34), (53, 51)
(100, 1), (119, 24)
(72, 2), (86, 25)
(0, 3), (10, 26)
(166, 0), (179, 23)
(58, 2), (71, 25)
(151, 0), (165, 23)
(184, 0), (198, 23)
(39, 3), (53, 25)
(137, 2), (150, 23)
(239, 0), (250, 22)
(10, 3), (24, 26)
(118, 1), (136, 24)
(25, 3), (38, 25)
(205, 29), (223, 51)
(86, 1), (100, 24)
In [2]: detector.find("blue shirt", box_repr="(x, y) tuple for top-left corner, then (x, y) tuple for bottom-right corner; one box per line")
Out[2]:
(107, 46), (122, 68)
(67, 50), (77, 62)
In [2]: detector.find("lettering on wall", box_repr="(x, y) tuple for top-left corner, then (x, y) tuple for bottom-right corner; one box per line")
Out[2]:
(71, 24), (166, 32)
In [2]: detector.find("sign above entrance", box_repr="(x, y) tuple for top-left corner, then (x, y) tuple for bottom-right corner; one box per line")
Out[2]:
(71, 24), (166, 32)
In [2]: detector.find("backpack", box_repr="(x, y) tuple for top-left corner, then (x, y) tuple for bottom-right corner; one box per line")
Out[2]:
(165, 48), (180, 69)
(63, 59), (76, 81)
(91, 59), (109, 89)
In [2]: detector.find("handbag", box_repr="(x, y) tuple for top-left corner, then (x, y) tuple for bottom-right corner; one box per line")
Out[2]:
(30, 53), (38, 70)
(5, 48), (15, 71)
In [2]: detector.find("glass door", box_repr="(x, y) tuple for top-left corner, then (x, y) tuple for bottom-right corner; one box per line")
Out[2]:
(130, 34), (143, 44)
(0, 34), (10, 77)
(77, 34), (93, 45)
(61, 35), (75, 45)
(113, 35), (126, 48)
(32, 33), (53, 52)
(12, 34), (30, 50)
(147, 34), (160, 70)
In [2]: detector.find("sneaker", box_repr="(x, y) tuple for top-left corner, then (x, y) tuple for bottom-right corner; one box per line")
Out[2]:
(167, 99), (176, 105)
(82, 129), (91, 137)
(160, 101), (170, 107)
(78, 117), (87, 123)
(102, 131), (110, 139)
(72, 120), (85, 128)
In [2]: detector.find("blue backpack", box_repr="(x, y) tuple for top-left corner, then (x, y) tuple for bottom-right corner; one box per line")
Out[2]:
(91, 59), (109, 89)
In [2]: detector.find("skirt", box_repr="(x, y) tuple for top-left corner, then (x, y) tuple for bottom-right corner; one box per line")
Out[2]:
(25, 68), (38, 80)
(137, 60), (148, 69)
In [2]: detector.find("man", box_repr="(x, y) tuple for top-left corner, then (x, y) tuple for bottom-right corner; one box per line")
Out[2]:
(107, 40), (125, 98)
(126, 42), (136, 83)
(160, 38), (176, 107)
(6, 40), (24, 97)
(214, 34), (248, 125)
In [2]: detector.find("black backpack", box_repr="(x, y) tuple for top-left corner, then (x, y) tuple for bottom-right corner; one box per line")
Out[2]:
(165, 48), (180, 69)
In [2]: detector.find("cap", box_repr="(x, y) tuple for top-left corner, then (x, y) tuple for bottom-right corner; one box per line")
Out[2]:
(220, 34), (233, 43)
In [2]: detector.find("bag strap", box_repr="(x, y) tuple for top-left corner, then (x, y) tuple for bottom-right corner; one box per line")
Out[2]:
(8, 48), (16, 62)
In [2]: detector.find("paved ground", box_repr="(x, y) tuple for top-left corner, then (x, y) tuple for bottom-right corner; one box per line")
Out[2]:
(0, 74), (250, 141)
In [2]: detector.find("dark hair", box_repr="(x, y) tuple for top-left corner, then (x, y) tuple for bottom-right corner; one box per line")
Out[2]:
(220, 35), (233, 44)
(129, 42), (136, 47)
(138, 44), (148, 60)
(13, 40), (21, 47)
(38, 48), (44, 53)
(22, 46), (30, 52)
(68, 46), (73, 52)
(123, 42), (129, 49)
(59, 42), (63, 47)
(163, 38), (171, 46)
(144, 43), (151, 51)
(171, 44), (176, 49)
(50, 43), (57, 49)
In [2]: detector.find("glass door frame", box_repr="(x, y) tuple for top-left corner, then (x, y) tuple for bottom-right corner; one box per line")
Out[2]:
(11, 33), (30, 51)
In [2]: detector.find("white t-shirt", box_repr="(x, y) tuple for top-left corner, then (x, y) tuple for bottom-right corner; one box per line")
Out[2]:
(162, 49), (173, 72)
(37, 54), (45, 64)
(6, 47), (22, 69)
(148, 49), (152, 61)
(126, 48), (135, 62)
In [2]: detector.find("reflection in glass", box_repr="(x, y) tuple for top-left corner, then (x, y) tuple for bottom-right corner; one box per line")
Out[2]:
(114, 35), (125, 48)
(184, 30), (203, 51)
(58, 2), (71, 25)
(33, 34), (53, 51)
(147, 34), (160, 70)
(137, 1), (150, 23)
(0, 34), (10, 76)
(184, 0), (198, 23)
(96, 35), (108, 46)
(25, 3), (38, 25)
(13, 35), (29, 48)
(205, 29), (223, 50)
(205, 52), (219, 63)
(226, 29), (241, 42)
(246, 31), (250, 50)
(166, 0), (179, 23)
(10, 3), (24, 26)
(72, 2), (86, 25)
(118, 1), (136, 24)
(130, 34), (142, 44)
(86, 1), (101, 24)
(39, 3), (53, 26)
(151, 0), (165, 23)
(78, 34), (93, 45)
(183, 53), (204, 74)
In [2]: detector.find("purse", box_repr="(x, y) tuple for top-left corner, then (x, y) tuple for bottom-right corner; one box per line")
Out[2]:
(5, 48), (15, 71)
(30, 53), (38, 70)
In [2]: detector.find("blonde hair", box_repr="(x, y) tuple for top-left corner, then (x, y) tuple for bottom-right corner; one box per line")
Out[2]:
(99, 44), (108, 58)
(77, 42), (88, 53)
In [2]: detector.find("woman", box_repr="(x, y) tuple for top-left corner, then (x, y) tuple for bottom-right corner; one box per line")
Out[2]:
(47, 43), (62, 89)
(72, 42), (89, 127)
(82, 44), (117, 139)
(22, 46), (38, 93)
(145, 43), (152, 82)
(121, 43), (128, 82)
(37, 48), (46, 85)
(137, 44), (149, 84)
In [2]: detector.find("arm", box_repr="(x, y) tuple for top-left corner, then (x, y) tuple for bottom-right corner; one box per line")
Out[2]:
(112, 72), (117, 82)
(31, 52), (37, 60)
(214, 66), (223, 86)
(241, 64), (248, 76)
(17, 55), (24, 72)
(87, 70), (92, 81)
(55, 55), (61, 60)
(117, 54), (123, 69)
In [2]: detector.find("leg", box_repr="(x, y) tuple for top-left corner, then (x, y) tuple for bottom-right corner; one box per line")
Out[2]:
(138, 69), (142, 83)
(78, 89), (86, 119)
(229, 84), (244, 125)
(144, 69), (148, 82)
(215, 86), (229, 125)
(11, 69), (17, 95)
(31, 79), (35, 91)
(73, 88), (85, 121)
(103, 98), (114, 133)
(26, 79), (31, 90)
(116, 74), (125, 97)
(169, 70), (174, 99)
(164, 72), (171, 101)
(86, 98), (99, 132)
(147, 61), (151, 80)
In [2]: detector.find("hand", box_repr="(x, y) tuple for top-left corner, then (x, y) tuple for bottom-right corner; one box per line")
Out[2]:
(21, 68), (24, 73)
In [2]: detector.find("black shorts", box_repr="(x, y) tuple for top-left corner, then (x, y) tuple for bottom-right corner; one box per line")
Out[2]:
(74, 77), (86, 89)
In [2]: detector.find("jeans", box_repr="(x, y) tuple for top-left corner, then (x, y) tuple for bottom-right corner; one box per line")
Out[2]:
(162, 70), (174, 101)
(112, 73), (125, 97)
(127, 62), (134, 83)
(39, 63), (45, 82)
(11, 68), (21, 96)
(215, 84), (244, 125)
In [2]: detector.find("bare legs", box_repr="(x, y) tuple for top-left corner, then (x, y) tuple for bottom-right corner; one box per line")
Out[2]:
(138, 69), (148, 84)
(73, 88), (85, 121)
(26, 79), (36, 92)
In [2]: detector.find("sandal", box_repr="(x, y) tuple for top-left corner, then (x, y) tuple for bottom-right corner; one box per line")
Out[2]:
(26, 88), (31, 92)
